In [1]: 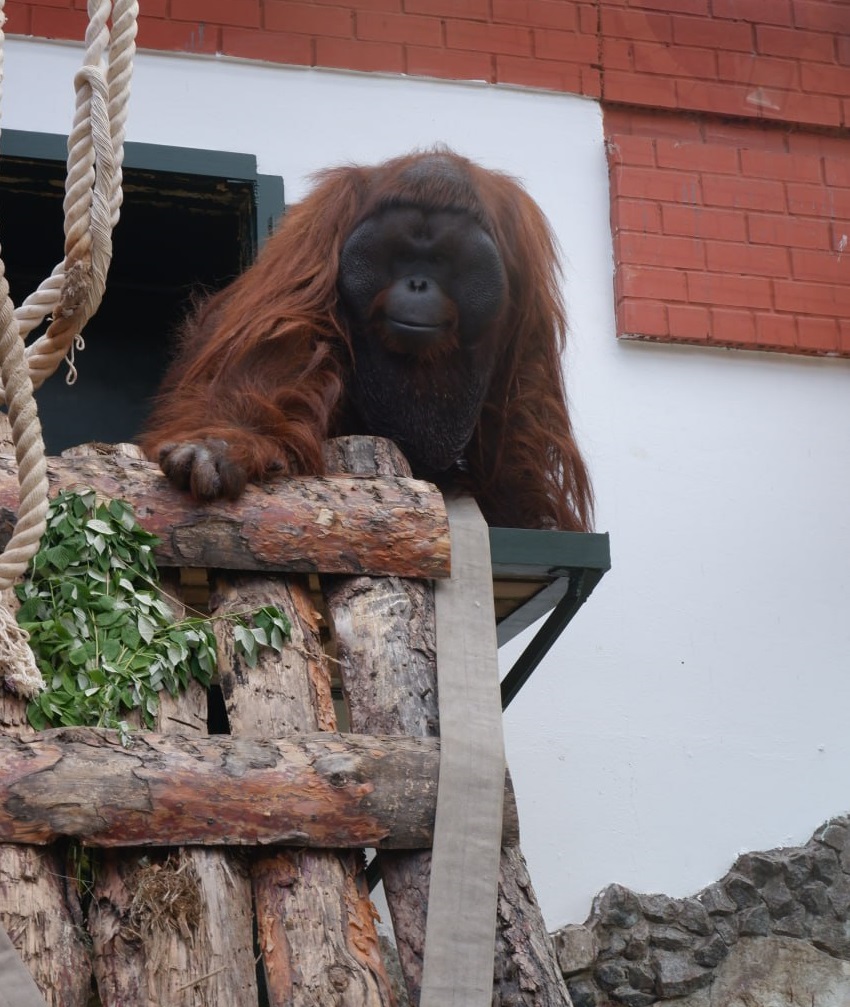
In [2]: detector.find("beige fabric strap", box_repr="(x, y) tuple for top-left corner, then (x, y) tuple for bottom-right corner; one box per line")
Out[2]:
(0, 926), (47, 1007)
(420, 494), (506, 1007)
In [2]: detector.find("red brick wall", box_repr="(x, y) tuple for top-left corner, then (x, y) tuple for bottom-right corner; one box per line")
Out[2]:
(606, 108), (850, 356)
(9, 0), (849, 131)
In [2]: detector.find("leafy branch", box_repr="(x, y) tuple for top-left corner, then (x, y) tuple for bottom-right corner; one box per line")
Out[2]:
(16, 489), (290, 739)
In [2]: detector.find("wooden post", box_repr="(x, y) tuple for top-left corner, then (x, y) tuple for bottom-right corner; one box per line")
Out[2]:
(324, 437), (572, 1006)
(211, 573), (396, 1006)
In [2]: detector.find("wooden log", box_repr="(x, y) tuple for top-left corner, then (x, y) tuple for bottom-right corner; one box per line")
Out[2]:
(211, 573), (396, 1006)
(324, 437), (572, 1007)
(0, 450), (450, 578)
(0, 728), (520, 849)
(87, 561), (259, 1007)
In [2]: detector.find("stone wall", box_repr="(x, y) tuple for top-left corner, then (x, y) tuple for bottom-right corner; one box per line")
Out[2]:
(553, 816), (850, 1006)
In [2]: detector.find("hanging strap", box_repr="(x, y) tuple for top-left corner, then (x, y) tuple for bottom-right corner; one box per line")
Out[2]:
(420, 494), (505, 1007)
(0, 926), (48, 1007)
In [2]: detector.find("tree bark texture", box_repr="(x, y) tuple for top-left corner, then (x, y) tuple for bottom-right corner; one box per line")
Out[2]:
(324, 437), (572, 1007)
(211, 573), (396, 1007)
(0, 449), (450, 578)
(87, 562), (259, 1007)
(0, 592), (91, 1007)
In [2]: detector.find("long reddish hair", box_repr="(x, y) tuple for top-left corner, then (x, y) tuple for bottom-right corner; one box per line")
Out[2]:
(142, 150), (593, 531)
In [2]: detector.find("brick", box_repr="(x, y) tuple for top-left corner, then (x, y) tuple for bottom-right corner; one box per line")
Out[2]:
(618, 264), (689, 301)
(28, 0), (72, 8)
(619, 231), (705, 269)
(797, 316), (839, 352)
(748, 213), (831, 250)
(603, 70), (678, 108)
(662, 204), (747, 241)
(831, 224), (850, 253)
(266, 2), (352, 36)
(172, 0), (260, 27)
(801, 62), (850, 98)
(446, 19), (532, 56)
(656, 138), (738, 173)
(578, 4), (598, 35)
(602, 38), (634, 72)
(613, 164), (701, 203)
(31, 6), (87, 38)
(601, 7), (673, 42)
(627, 0), (708, 13)
(779, 90), (842, 128)
(791, 248), (849, 284)
(4, 2), (32, 34)
(702, 173), (785, 212)
(315, 37), (404, 73)
(839, 35), (850, 66)
(495, 55), (584, 93)
(672, 14), (754, 51)
(222, 27), (313, 65)
(840, 319), (850, 353)
(793, 0), (850, 32)
(137, 17), (222, 53)
(687, 271), (773, 308)
(716, 52), (799, 89)
(534, 27), (598, 63)
(620, 299), (669, 337)
(774, 279), (850, 316)
(756, 24), (834, 61)
(677, 78), (774, 119)
(406, 0), (488, 15)
(607, 134), (657, 167)
(741, 148), (822, 183)
(632, 40), (717, 80)
(711, 307), (757, 345)
(712, 0), (793, 24)
(788, 182), (850, 217)
(493, 0), (578, 31)
(615, 199), (663, 233)
(581, 65), (602, 96)
(356, 11), (441, 46)
(313, 0), (400, 8)
(405, 45), (494, 82)
(668, 303), (711, 340)
(791, 132), (850, 163)
(702, 119), (789, 152)
(608, 108), (703, 142)
(754, 311), (796, 348)
(706, 240), (790, 277)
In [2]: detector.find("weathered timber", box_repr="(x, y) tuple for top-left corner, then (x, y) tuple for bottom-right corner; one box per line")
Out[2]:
(324, 437), (572, 1007)
(86, 555), (259, 1007)
(0, 585), (91, 1007)
(212, 572), (395, 1006)
(0, 449), (450, 578)
(0, 728), (522, 848)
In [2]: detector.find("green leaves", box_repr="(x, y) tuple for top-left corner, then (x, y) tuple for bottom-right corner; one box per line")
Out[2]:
(17, 490), (291, 736)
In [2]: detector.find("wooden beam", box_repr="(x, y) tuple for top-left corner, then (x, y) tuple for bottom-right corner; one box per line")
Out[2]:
(0, 728), (518, 849)
(0, 451), (450, 579)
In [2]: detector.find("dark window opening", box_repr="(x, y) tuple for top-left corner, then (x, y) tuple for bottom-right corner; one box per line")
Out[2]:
(0, 132), (283, 455)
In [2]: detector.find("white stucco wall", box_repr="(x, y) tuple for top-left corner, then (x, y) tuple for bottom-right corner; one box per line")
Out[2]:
(6, 37), (850, 928)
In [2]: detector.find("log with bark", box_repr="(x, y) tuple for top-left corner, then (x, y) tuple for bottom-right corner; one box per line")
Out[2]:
(324, 437), (573, 1007)
(211, 572), (396, 1006)
(0, 450), (449, 578)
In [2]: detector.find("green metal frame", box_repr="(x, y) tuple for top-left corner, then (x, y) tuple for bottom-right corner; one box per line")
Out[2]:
(1, 129), (285, 245)
(489, 528), (611, 708)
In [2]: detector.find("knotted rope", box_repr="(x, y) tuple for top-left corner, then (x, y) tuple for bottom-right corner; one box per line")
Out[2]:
(0, 0), (137, 695)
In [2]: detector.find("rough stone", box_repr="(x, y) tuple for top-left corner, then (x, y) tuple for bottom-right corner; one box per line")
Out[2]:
(554, 923), (597, 976)
(812, 847), (841, 884)
(566, 977), (597, 1007)
(679, 898), (712, 935)
(725, 874), (761, 910)
(811, 917), (850, 959)
(649, 925), (690, 951)
(713, 915), (739, 946)
(612, 989), (655, 1007)
(595, 961), (628, 990)
(829, 876), (850, 917)
(698, 882), (736, 915)
(693, 933), (729, 969)
(734, 851), (783, 886)
(800, 880), (831, 915)
(760, 875), (796, 918)
(626, 962), (655, 992)
(784, 850), (814, 888)
(818, 821), (849, 853)
(738, 905), (771, 936)
(594, 885), (643, 929)
(623, 921), (650, 961)
(651, 950), (711, 998)
(772, 905), (807, 938)
(640, 893), (678, 923)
